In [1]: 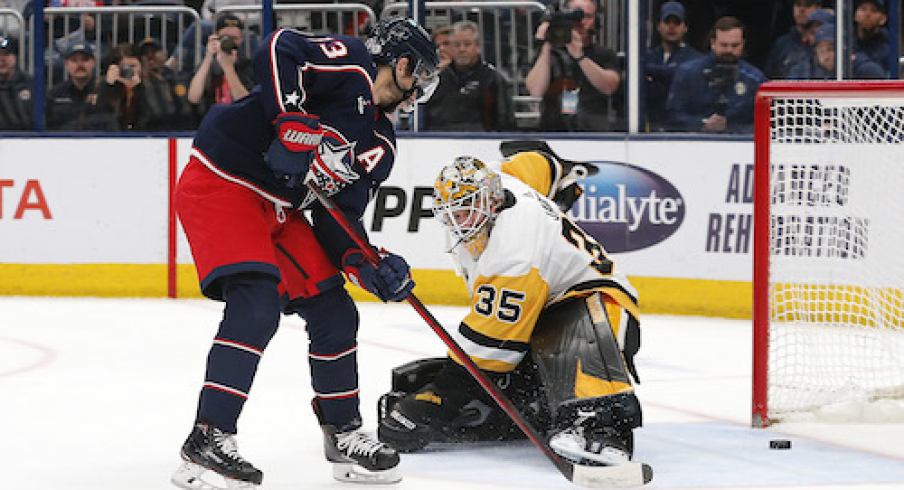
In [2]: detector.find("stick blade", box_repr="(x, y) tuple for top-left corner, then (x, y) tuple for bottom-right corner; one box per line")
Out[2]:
(569, 462), (653, 488)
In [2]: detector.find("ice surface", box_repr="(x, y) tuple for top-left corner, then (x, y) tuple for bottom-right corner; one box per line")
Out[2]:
(2, 297), (903, 489)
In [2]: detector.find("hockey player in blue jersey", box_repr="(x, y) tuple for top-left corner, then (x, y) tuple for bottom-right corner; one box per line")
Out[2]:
(171, 18), (439, 489)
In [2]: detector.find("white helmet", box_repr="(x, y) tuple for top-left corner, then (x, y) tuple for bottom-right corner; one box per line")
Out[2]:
(432, 156), (504, 257)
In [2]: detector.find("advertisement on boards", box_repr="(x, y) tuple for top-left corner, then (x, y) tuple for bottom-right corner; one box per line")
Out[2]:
(363, 138), (756, 282)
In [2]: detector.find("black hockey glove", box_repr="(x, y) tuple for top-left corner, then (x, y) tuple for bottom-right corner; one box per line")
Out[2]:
(342, 248), (415, 302)
(265, 112), (323, 188)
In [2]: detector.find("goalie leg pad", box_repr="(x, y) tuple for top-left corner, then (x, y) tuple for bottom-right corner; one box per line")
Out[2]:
(555, 392), (643, 433)
(531, 292), (635, 413)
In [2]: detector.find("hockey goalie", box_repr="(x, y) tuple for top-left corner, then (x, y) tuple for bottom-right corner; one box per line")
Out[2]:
(377, 144), (644, 472)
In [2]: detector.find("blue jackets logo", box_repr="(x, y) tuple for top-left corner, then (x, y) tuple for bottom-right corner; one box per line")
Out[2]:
(568, 162), (685, 253)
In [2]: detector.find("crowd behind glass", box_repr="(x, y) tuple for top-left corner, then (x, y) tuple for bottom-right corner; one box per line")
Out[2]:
(0, 0), (900, 134)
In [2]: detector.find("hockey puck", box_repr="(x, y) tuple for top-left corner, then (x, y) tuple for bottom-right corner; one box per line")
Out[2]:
(769, 439), (791, 449)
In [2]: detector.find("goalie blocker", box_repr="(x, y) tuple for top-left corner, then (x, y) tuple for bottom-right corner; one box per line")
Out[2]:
(377, 292), (643, 464)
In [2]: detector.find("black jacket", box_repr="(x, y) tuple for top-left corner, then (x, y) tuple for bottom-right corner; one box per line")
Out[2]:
(0, 70), (35, 131)
(425, 61), (514, 131)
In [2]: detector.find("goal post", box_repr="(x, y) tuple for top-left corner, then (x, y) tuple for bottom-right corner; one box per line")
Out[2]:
(752, 81), (904, 427)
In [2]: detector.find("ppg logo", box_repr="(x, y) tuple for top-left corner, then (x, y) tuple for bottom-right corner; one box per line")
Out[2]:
(568, 162), (685, 253)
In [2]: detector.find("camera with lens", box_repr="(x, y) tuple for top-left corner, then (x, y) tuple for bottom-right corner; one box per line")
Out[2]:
(218, 36), (237, 53)
(703, 63), (738, 89)
(119, 64), (135, 79)
(703, 63), (738, 114)
(542, 5), (585, 49)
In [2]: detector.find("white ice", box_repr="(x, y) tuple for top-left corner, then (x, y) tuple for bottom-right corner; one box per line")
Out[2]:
(2, 296), (903, 489)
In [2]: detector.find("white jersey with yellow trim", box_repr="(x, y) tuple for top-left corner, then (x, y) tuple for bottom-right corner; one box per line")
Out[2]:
(448, 172), (638, 373)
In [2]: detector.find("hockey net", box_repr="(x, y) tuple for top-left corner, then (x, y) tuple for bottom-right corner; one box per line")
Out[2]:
(752, 81), (904, 427)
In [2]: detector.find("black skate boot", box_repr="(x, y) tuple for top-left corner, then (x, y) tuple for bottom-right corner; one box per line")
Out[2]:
(321, 422), (402, 483)
(313, 397), (400, 483)
(171, 422), (263, 490)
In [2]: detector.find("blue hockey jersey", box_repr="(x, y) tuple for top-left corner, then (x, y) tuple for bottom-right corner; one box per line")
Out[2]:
(189, 28), (397, 264)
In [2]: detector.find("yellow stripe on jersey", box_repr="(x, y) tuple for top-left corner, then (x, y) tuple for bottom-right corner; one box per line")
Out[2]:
(449, 352), (525, 373)
(466, 268), (549, 344)
(501, 152), (555, 198)
(453, 268), (549, 372)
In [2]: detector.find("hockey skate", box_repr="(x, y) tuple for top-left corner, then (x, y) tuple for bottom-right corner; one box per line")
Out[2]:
(549, 414), (633, 467)
(171, 422), (263, 490)
(320, 422), (401, 484)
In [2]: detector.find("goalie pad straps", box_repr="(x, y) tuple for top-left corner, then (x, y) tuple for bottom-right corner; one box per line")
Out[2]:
(530, 292), (634, 419)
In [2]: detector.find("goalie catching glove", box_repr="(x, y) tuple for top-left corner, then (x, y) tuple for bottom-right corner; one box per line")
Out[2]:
(265, 112), (324, 188)
(342, 248), (415, 302)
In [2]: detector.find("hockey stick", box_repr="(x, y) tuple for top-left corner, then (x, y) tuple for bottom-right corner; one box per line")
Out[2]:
(307, 183), (652, 488)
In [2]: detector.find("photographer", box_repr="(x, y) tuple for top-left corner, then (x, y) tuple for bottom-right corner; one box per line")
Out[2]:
(187, 14), (254, 115)
(525, 0), (621, 132)
(96, 42), (150, 131)
(665, 16), (766, 133)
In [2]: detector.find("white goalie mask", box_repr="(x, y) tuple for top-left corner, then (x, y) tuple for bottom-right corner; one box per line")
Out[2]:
(432, 156), (504, 258)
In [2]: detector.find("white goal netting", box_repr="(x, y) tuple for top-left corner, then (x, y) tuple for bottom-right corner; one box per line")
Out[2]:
(763, 92), (904, 423)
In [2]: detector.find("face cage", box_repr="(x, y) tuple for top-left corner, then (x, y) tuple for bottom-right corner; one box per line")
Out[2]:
(394, 56), (440, 113)
(433, 189), (494, 244)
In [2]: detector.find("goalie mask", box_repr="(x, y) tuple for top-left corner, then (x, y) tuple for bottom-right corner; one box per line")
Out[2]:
(432, 156), (504, 258)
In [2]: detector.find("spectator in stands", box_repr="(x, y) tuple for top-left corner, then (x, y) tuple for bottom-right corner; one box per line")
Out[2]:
(138, 37), (199, 130)
(799, 9), (835, 46)
(666, 16), (766, 133)
(165, 12), (260, 77)
(186, 13), (254, 113)
(853, 0), (889, 76)
(164, 20), (215, 75)
(645, 1), (702, 132)
(525, 0), (621, 132)
(424, 20), (514, 132)
(788, 24), (886, 80)
(432, 24), (453, 71)
(46, 40), (116, 130)
(96, 42), (152, 130)
(0, 36), (33, 130)
(763, 0), (820, 79)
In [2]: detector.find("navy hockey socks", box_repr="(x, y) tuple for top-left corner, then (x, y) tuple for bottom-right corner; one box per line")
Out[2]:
(197, 274), (281, 433)
(295, 286), (361, 428)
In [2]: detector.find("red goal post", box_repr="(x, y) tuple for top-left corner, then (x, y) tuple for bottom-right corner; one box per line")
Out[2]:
(752, 80), (904, 428)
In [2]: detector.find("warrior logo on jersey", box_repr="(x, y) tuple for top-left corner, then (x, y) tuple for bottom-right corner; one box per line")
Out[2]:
(306, 126), (358, 198)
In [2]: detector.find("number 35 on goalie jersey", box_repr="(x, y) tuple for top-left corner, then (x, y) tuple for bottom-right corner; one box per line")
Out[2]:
(451, 174), (639, 373)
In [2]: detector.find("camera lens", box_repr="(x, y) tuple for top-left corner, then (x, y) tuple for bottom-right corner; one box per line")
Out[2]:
(219, 36), (237, 53)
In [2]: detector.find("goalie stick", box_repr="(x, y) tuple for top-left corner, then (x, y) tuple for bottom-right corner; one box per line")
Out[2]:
(307, 182), (653, 488)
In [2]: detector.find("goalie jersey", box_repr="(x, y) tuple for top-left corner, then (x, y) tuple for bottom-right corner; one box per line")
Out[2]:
(450, 153), (639, 373)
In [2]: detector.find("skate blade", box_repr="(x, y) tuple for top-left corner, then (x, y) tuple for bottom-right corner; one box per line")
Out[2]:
(171, 461), (260, 490)
(570, 461), (653, 488)
(332, 462), (402, 484)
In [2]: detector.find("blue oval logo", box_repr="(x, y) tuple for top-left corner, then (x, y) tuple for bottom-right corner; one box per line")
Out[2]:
(568, 161), (685, 253)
